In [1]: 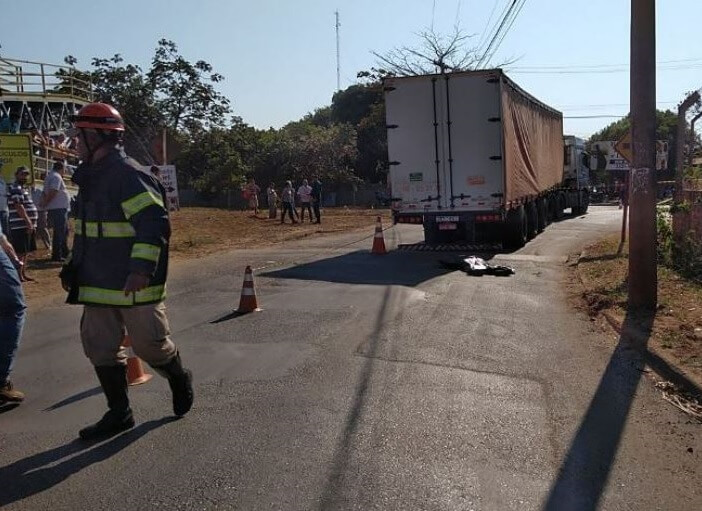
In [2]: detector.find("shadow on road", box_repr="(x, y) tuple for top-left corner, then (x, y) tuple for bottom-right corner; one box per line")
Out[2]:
(0, 403), (21, 414)
(317, 286), (394, 510)
(261, 250), (457, 287)
(0, 417), (176, 507)
(210, 311), (250, 324)
(542, 309), (654, 511)
(44, 387), (102, 411)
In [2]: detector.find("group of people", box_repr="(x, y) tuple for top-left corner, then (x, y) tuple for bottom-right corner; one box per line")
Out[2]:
(1, 102), (193, 443)
(0, 160), (71, 281)
(244, 177), (322, 224)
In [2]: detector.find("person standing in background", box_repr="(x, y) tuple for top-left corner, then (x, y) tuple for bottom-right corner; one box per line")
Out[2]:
(311, 176), (322, 224)
(280, 181), (297, 224)
(296, 179), (313, 223)
(42, 160), (71, 262)
(32, 185), (52, 254)
(244, 177), (261, 217)
(8, 167), (38, 282)
(0, 162), (10, 236)
(266, 182), (278, 220)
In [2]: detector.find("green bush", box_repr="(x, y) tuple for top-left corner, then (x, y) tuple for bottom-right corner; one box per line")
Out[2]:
(657, 210), (702, 283)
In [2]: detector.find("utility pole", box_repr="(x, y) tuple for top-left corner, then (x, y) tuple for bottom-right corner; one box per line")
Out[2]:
(675, 91), (700, 197)
(672, 90), (700, 255)
(335, 10), (341, 91)
(687, 111), (702, 168)
(628, 0), (657, 310)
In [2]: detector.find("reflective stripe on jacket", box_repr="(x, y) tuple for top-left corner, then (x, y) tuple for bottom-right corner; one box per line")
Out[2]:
(67, 148), (170, 306)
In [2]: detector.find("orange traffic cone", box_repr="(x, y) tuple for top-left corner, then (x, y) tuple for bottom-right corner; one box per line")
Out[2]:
(122, 335), (153, 386)
(371, 216), (387, 255)
(237, 266), (262, 313)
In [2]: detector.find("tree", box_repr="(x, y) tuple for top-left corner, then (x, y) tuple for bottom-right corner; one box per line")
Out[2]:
(272, 121), (359, 185)
(147, 39), (230, 132)
(589, 109), (682, 176)
(589, 110), (678, 142)
(330, 84), (382, 125)
(174, 128), (248, 197)
(355, 102), (388, 183)
(372, 26), (480, 76)
(366, 25), (517, 78)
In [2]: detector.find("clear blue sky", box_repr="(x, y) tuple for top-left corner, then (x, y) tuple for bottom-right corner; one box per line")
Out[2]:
(1, 0), (699, 137)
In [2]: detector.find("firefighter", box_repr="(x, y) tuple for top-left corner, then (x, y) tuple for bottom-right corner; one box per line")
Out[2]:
(61, 103), (193, 440)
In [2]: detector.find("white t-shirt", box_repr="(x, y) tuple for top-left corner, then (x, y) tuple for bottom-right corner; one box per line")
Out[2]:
(297, 184), (312, 203)
(44, 170), (70, 210)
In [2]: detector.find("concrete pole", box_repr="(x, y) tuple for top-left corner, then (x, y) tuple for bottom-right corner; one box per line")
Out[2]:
(689, 111), (702, 168)
(673, 91), (700, 254)
(675, 92), (700, 196)
(628, 0), (657, 310)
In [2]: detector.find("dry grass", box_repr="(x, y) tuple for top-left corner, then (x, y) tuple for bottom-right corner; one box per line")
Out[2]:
(168, 207), (391, 259)
(22, 207), (391, 304)
(576, 235), (702, 382)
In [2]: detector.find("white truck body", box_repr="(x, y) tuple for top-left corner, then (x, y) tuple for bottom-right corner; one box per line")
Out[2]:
(384, 69), (588, 247)
(385, 71), (504, 214)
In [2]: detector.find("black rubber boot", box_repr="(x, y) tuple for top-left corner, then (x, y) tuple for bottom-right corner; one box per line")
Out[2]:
(79, 365), (134, 441)
(152, 352), (193, 417)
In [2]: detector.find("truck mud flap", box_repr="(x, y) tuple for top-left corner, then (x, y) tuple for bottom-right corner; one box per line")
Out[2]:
(397, 242), (502, 252)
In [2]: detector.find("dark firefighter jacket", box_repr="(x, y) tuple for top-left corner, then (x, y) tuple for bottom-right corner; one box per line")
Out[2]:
(62, 148), (170, 306)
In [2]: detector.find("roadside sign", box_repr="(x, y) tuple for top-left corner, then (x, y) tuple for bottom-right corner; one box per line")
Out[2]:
(614, 131), (633, 163)
(144, 164), (180, 211)
(0, 134), (34, 184)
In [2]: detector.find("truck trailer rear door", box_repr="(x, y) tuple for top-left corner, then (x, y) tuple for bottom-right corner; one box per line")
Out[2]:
(440, 72), (504, 211)
(385, 75), (444, 213)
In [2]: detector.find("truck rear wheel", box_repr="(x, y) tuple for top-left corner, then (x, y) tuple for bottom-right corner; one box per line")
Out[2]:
(547, 196), (557, 222)
(555, 192), (566, 220)
(504, 205), (527, 249)
(572, 190), (589, 216)
(537, 197), (548, 231)
(526, 201), (538, 239)
(423, 221), (439, 245)
(580, 190), (590, 214)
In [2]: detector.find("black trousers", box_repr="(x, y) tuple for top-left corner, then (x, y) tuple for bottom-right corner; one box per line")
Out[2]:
(299, 202), (313, 221)
(281, 202), (296, 222)
(312, 202), (321, 222)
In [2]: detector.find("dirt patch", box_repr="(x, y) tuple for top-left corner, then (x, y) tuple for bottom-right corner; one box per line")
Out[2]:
(21, 207), (391, 305)
(573, 235), (702, 390)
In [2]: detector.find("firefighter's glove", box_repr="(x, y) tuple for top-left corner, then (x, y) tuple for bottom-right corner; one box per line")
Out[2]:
(59, 264), (74, 292)
(123, 272), (150, 296)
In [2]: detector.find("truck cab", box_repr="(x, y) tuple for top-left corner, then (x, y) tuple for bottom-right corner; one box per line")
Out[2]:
(563, 135), (591, 191)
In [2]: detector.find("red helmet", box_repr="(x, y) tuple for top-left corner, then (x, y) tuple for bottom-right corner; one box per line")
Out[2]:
(72, 103), (125, 132)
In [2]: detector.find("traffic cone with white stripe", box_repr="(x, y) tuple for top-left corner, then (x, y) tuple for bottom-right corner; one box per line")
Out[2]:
(371, 216), (387, 255)
(237, 266), (262, 313)
(122, 335), (153, 386)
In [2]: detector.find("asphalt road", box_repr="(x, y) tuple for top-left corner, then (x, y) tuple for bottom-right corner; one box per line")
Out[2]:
(1, 206), (699, 510)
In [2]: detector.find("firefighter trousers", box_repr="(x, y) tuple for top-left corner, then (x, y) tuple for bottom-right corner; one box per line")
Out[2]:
(80, 302), (176, 367)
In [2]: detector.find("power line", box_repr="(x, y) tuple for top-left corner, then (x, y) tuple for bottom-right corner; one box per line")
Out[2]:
(478, 0), (504, 50)
(511, 65), (702, 75)
(508, 57), (702, 74)
(559, 101), (677, 109)
(476, 0), (515, 68)
(512, 57), (702, 70)
(564, 115), (627, 119)
(484, 0), (527, 67)
(431, 0), (436, 31)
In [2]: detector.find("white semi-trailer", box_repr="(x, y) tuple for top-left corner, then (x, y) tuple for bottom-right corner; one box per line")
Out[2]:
(385, 69), (589, 248)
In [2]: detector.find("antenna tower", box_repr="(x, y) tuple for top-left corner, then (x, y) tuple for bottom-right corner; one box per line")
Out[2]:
(335, 10), (341, 91)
